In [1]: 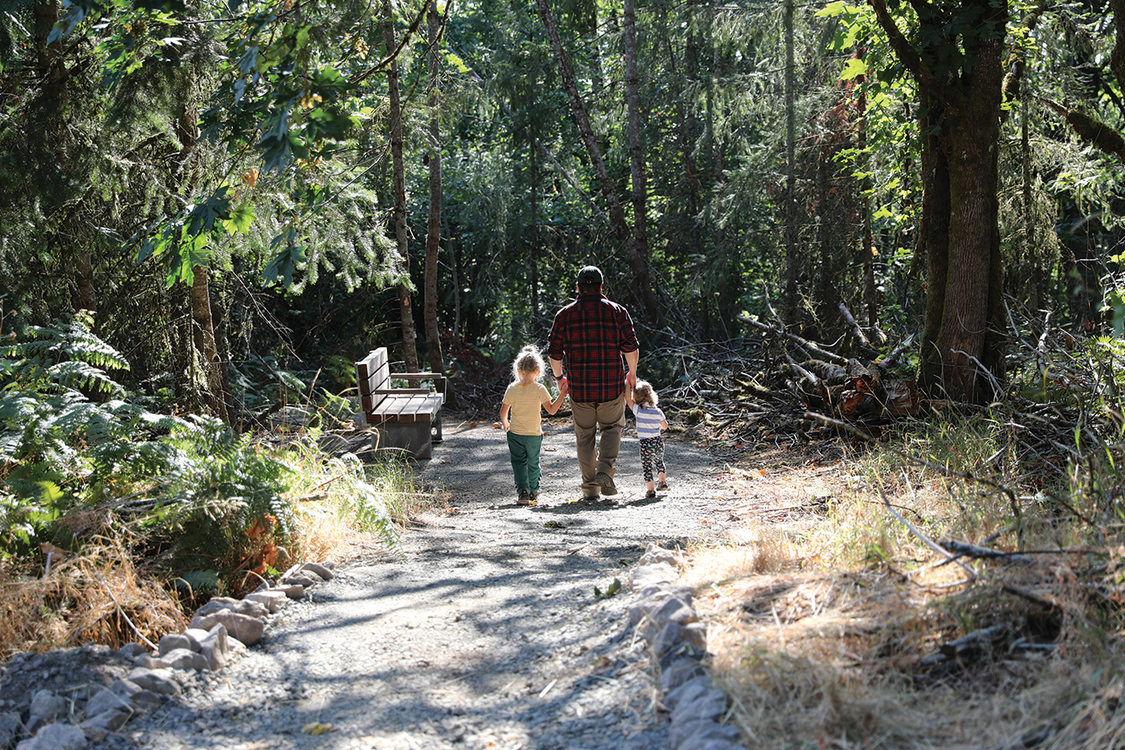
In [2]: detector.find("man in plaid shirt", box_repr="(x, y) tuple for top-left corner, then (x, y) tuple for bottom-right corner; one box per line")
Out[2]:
(548, 266), (640, 501)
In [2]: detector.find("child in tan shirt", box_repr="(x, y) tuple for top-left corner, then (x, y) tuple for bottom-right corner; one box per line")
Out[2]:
(500, 346), (567, 505)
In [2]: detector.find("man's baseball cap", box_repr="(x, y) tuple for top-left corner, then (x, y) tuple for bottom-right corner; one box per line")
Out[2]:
(577, 266), (603, 285)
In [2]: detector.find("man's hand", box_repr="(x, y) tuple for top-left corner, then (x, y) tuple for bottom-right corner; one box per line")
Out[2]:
(627, 371), (637, 388)
(559, 378), (568, 396)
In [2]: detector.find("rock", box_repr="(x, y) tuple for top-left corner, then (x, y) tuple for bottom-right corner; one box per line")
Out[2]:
(300, 562), (335, 581)
(654, 597), (699, 628)
(280, 572), (320, 587)
(84, 688), (130, 718)
(127, 668), (182, 696)
(669, 718), (742, 750)
(243, 590), (288, 613)
(664, 675), (713, 713)
(671, 687), (728, 723)
(155, 648), (209, 671)
(108, 680), (162, 714)
(15, 723), (87, 750)
(638, 546), (678, 567)
(189, 612), (264, 647)
(115, 643), (147, 660)
(631, 562), (679, 589)
(659, 643), (706, 673)
(198, 624), (230, 671)
(653, 621), (687, 657)
(195, 596), (269, 620)
(132, 653), (160, 669)
(276, 584), (306, 599)
(28, 690), (67, 723)
(660, 659), (707, 694)
(182, 628), (211, 649)
(79, 706), (131, 742)
(0, 712), (22, 746)
(158, 633), (196, 656)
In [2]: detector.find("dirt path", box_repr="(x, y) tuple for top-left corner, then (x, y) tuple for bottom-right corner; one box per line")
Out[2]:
(101, 418), (738, 749)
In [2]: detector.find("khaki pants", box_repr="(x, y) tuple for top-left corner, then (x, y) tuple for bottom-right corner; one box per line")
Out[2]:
(570, 393), (625, 497)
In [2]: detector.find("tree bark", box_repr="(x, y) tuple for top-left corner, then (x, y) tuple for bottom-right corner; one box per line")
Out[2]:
(190, 265), (229, 422)
(871, 0), (1007, 402)
(783, 0), (799, 325)
(622, 0), (649, 262)
(424, 0), (444, 374)
(535, 0), (661, 326)
(384, 0), (419, 371)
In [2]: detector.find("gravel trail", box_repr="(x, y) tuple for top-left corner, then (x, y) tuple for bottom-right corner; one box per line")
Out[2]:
(102, 418), (733, 750)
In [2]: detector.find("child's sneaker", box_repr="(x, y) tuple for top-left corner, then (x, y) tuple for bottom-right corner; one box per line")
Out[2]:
(657, 480), (669, 490)
(517, 491), (531, 506)
(646, 489), (657, 499)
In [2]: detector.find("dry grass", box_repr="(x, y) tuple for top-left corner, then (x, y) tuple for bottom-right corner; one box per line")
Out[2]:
(681, 442), (1125, 749)
(0, 538), (185, 660)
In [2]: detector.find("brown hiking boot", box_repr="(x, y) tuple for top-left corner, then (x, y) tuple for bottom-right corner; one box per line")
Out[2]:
(595, 472), (618, 496)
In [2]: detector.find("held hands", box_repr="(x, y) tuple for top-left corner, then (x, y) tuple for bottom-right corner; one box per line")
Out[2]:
(558, 378), (568, 397)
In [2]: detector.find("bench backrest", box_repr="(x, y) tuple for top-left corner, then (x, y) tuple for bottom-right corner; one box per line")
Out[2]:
(356, 347), (391, 414)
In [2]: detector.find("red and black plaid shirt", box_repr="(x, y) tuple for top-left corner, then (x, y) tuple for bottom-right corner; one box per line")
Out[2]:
(547, 293), (639, 403)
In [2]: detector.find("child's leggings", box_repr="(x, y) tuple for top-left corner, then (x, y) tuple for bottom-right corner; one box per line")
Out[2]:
(639, 436), (665, 483)
(507, 432), (543, 493)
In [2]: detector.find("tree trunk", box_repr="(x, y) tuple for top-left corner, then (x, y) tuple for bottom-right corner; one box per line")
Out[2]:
(529, 132), (541, 320)
(782, 0), (798, 325)
(535, 0), (661, 326)
(623, 0), (649, 262)
(424, 0), (444, 374)
(858, 66), (878, 328)
(383, 0), (419, 371)
(190, 265), (229, 422)
(871, 0), (1007, 402)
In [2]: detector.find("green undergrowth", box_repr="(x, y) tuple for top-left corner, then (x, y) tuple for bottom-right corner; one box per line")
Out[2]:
(0, 316), (427, 656)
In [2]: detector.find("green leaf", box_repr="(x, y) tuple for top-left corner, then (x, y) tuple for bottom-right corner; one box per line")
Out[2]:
(840, 58), (868, 81)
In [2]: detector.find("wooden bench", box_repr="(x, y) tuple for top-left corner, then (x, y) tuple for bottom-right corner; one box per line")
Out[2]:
(355, 347), (447, 459)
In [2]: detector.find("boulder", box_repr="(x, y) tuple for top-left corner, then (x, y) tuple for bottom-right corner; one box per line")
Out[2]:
(28, 691), (67, 723)
(108, 679), (162, 714)
(280, 572), (320, 587)
(243, 590), (288, 613)
(115, 643), (148, 660)
(155, 648), (209, 671)
(671, 687), (728, 724)
(84, 688), (130, 719)
(664, 676), (713, 713)
(79, 706), (131, 742)
(300, 562), (335, 581)
(198, 624), (230, 671)
(126, 668), (182, 696)
(189, 611), (264, 647)
(275, 584), (306, 599)
(669, 719), (742, 750)
(158, 633), (196, 656)
(659, 659), (707, 694)
(15, 723), (87, 750)
(0, 712), (23, 747)
(631, 562), (679, 589)
(195, 596), (268, 620)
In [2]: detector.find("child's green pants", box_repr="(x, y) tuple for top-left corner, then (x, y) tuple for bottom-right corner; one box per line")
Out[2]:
(506, 432), (543, 493)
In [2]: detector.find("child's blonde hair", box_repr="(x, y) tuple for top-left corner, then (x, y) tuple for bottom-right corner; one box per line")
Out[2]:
(634, 379), (658, 408)
(512, 345), (546, 382)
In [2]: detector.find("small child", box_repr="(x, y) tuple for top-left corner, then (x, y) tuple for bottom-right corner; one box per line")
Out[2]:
(500, 345), (568, 506)
(626, 379), (668, 499)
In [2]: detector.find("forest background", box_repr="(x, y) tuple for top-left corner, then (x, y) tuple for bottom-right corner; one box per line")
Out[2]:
(2, 0), (1125, 744)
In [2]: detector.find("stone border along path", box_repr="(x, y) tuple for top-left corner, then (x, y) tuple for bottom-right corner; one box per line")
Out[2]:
(1, 418), (748, 750)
